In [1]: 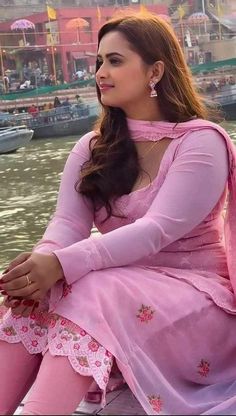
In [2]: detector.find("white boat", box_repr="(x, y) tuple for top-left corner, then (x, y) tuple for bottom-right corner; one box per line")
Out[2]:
(0, 125), (34, 154)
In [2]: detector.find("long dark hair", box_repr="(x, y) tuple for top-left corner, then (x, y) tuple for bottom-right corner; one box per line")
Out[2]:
(78, 13), (209, 220)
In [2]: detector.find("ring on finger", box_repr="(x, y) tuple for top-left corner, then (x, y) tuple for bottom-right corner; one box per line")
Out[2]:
(26, 275), (33, 287)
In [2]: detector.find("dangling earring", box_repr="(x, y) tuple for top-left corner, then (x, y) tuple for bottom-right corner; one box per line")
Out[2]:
(149, 80), (158, 98)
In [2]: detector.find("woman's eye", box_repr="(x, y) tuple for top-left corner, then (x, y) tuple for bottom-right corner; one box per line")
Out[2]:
(97, 60), (103, 67)
(110, 58), (121, 65)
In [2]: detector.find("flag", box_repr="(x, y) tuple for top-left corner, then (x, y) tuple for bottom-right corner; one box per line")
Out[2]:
(140, 4), (148, 15)
(217, 2), (222, 16)
(47, 5), (57, 20)
(177, 5), (185, 19)
(97, 5), (101, 23)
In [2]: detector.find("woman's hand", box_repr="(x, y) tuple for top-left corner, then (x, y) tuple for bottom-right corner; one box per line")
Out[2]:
(0, 252), (64, 301)
(3, 295), (39, 318)
(3, 252), (31, 274)
(1, 252), (34, 317)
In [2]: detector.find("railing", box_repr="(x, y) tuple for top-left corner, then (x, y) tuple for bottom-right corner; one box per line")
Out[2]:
(14, 103), (98, 129)
(202, 85), (236, 106)
(205, 92), (236, 106)
(0, 125), (30, 133)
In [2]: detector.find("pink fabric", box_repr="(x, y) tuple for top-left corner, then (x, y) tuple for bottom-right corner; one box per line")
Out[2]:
(0, 340), (41, 415)
(22, 352), (93, 415)
(0, 340), (92, 415)
(0, 306), (113, 393)
(1, 118), (236, 414)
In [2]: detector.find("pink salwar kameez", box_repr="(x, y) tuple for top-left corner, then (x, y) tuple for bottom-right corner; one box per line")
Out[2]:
(1, 118), (236, 415)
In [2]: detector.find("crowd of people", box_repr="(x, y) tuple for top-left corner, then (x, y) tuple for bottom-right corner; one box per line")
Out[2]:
(197, 74), (236, 94)
(1, 60), (93, 93)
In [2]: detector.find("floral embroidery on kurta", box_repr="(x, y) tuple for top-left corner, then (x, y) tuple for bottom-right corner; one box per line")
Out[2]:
(198, 359), (210, 377)
(77, 356), (89, 367)
(88, 340), (100, 352)
(62, 282), (72, 298)
(137, 304), (155, 323)
(3, 326), (17, 336)
(148, 395), (163, 413)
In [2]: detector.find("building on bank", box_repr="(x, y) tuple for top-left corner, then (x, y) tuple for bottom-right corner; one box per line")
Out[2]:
(0, 2), (168, 84)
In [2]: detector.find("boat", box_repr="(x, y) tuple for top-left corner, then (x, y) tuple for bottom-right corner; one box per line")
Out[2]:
(0, 125), (34, 154)
(191, 59), (236, 121)
(206, 85), (236, 121)
(14, 102), (99, 139)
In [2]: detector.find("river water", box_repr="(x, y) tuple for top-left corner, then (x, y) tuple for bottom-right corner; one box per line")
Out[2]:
(0, 121), (236, 271)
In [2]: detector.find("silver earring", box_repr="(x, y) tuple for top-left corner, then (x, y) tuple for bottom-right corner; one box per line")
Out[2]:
(149, 80), (158, 98)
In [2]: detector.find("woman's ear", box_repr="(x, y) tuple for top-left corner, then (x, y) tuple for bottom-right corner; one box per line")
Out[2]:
(151, 61), (165, 83)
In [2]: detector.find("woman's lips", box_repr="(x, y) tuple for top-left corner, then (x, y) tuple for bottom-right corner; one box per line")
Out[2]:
(99, 85), (114, 92)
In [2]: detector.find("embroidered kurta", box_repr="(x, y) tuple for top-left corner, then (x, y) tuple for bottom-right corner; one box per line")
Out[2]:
(1, 118), (236, 415)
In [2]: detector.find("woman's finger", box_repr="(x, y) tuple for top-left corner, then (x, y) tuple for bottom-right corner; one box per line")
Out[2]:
(4, 297), (22, 309)
(2, 282), (39, 298)
(1, 260), (32, 284)
(4, 295), (40, 317)
(11, 303), (29, 317)
(11, 299), (40, 318)
(20, 304), (36, 318)
(3, 296), (14, 308)
(1, 275), (32, 292)
(6, 252), (31, 273)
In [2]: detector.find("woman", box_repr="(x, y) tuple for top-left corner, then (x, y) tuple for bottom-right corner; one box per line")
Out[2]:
(1, 13), (236, 415)
(53, 96), (61, 108)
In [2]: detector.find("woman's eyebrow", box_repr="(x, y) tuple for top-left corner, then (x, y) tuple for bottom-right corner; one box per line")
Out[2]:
(97, 52), (124, 59)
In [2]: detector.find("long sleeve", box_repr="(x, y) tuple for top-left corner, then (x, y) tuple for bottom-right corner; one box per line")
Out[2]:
(54, 129), (229, 284)
(33, 131), (95, 254)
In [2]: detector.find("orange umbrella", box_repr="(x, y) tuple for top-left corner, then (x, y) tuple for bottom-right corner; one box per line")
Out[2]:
(66, 18), (89, 43)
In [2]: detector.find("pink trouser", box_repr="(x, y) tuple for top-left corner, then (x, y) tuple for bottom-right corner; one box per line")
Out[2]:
(0, 340), (93, 415)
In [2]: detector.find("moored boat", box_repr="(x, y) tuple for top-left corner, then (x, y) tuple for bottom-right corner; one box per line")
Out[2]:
(15, 102), (99, 139)
(192, 59), (236, 121)
(0, 125), (34, 154)
(206, 85), (236, 121)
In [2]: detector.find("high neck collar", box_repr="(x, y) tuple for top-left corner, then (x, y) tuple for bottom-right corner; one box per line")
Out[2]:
(126, 117), (202, 141)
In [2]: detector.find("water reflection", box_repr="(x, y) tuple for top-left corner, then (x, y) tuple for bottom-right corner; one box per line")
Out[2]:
(0, 137), (76, 269)
(0, 122), (236, 270)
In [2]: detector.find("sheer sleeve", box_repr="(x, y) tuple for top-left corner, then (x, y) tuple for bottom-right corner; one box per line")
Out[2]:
(53, 129), (229, 284)
(33, 131), (95, 254)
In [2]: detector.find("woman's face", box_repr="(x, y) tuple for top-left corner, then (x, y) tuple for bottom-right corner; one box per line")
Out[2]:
(96, 31), (153, 113)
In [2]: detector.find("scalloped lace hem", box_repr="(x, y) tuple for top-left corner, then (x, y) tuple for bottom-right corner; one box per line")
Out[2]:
(0, 308), (113, 399)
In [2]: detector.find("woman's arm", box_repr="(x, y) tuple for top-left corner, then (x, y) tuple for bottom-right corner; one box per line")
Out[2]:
(53, 129), (229, 284)
(0, 132), (96, 305)
(33, 131), (95, 253)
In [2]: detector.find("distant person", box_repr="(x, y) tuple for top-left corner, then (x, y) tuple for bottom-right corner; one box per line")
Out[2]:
(75, 94), (84, 104)
(53, 96), (61, 108)
(43, 103), (50, 110)
(57, 70), (64, 84)
(27, 104), (39, 117)
(3, 74), (10, 92)
(75, 69), (84, 79)
(61, 97), (71, 107)
(19, 79), (31, 90)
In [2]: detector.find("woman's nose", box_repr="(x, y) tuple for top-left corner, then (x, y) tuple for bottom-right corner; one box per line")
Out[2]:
(96, 63), (108, 79)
